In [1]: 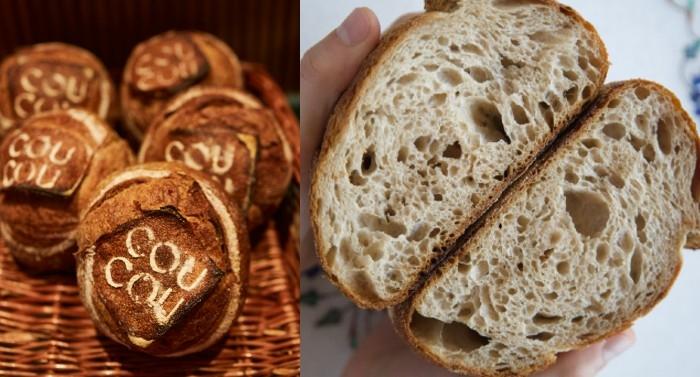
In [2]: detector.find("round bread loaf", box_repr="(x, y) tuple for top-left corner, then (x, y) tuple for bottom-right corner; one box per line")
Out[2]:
(138, 86), (293, 229)
(121, 31), (244, 142)
(0, 109), (134, 272)
(75, 162), (249, 356)
(0, 43), (116, 137)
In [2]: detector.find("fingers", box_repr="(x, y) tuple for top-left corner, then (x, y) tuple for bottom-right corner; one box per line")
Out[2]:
(300, 7), (380, 261)
(343, 315), (460, 377)
(534, 329), (636, 377)
(300, 7), (380, 179)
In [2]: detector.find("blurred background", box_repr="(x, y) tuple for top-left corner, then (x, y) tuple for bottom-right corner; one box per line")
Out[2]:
(0, 0), (300, 94)
(301, 0), (700, 376)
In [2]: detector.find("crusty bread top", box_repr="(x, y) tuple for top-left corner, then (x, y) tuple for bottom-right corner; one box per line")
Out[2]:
(0, 43), (115, 135)
(392, 80), (700, 377)
(76, 162), (249, 356)
(311, 0), (609, 308)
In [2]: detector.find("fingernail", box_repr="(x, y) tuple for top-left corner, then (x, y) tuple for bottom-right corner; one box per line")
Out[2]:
(602, 332), (635, 363)
(336, 8), (371, 46)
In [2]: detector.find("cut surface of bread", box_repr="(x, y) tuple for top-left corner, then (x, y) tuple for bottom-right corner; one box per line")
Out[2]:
(311, 0), (608, 308)
(392, 80), (700, 377)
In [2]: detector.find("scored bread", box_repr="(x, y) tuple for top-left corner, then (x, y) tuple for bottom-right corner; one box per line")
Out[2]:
(311, 0), (609, 308)
(391, 80), (700, 376)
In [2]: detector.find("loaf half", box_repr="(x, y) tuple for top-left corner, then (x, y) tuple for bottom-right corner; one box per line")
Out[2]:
(391, 80), (700, 376)
(311, 0), (608, 308)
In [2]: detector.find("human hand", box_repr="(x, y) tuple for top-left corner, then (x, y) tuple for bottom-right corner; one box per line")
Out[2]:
(300, 7), (635, 377)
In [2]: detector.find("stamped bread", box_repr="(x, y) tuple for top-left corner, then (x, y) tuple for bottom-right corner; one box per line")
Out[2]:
(311, 0), (609, 308)
(391, 81), (700, 376)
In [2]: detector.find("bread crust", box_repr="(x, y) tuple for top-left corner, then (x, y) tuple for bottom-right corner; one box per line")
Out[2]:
(310, 0), (609, 309)
(391, 80), (698, 376)
(0, 42), (116, 136)
(120, 31), (244, 142)
(75, 162), (249, 356)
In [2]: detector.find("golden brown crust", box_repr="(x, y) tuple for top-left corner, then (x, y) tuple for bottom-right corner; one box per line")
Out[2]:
(392, 80), (697, 377)
(242, 63), (301, 184)
(138, 86), (293, 230)
(309, 0), (609, 309)
(0, 109), (133, 272)
(0, 42), (116, 136)
(75, 161), (249, 356)
(121, 31), (244, 143)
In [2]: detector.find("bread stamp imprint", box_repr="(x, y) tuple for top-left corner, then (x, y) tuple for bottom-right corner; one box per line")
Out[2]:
(163, 128), (257, 208)
(92, 214), (222, 346)
(10, 62), (98, 119)
(0, 127), (91, 194)
(132, 36), (208, 93)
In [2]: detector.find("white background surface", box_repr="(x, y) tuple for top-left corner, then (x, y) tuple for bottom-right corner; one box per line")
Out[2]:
(301, 1), (700, 376)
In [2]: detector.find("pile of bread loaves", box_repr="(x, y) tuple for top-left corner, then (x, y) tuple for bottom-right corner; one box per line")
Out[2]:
(311, 0), (700, 376)
(0, 31), (293, 356)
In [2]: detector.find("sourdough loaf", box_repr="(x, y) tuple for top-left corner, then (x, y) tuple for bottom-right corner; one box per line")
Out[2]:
(138, 86), (293, 229)
(0, 43), (116, 136)
(311, 0), (609, 308)
(0, 109), (133, 272)
(75, 162), (249, 356)
(391, 80), (700, 376)
(121, 31), (244, 142)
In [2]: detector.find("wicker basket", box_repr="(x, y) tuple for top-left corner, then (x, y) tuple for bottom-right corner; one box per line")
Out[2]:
(0, 65), (300, 376)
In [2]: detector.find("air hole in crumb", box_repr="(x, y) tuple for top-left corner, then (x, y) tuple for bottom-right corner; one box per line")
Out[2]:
(359, 213), (406, 238)
(430, 93), (447, 106)
(630, 247), (643, 283)
(361, 148), (376, 174)
(563, 70), (578, 81)
(608, 172), (624, 188)
(433, 192), (443, 201)
(539, 249), (553, 262)
(607, 99), (621, 108)
(564, 86), (579, 105)
(424, 64), (439, 72)
(634, 86), (650, 100)
(414, 135), (431, 151)
(471, 260), (490, 280)
(629, 134), (645, 152)
(410, 314), (490, 352)
(438, 36), (448, 46)
(510, 102), (529, 124)
(596, 244), (609, 263)
(565, 191), (610, 237)
(500, 55), (525, 69)
(470, 99), (510, 143)
(538, 101), (554, 130)
(429, 227), (441, 237)
(656, 118), (673, 154)
(642, 144), (656, 163)
(533, 313), (563, 325)
(461, 43), (484, 55)
(581, 85), (593, 99)
(556, 261), (570, 275)
(397, 147), (408, 163)
(527, 332), (555, 342)
(438, 68), (463, 86)
(398, 73), (417, 85)
(564, 170), (579, 184)
(581, 138), (602, 149)
(349, 170), (366, 185)
(442, 141), (462, 159)
(467, 66), (493, 83)
(602, 122), (626, 140)
(635, 213), (647, 243)
(635, 114), (649, 132)
(544, 292), (558, 300)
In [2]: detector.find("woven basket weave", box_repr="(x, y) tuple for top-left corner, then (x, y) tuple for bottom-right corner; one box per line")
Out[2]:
(0, 65), (300, 376)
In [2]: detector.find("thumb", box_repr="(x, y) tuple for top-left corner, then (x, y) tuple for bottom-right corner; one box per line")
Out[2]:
(300, 7), (380, 178)
(300, 7), (380, 248)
